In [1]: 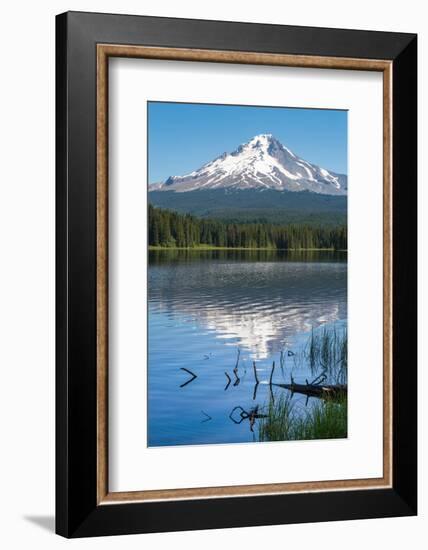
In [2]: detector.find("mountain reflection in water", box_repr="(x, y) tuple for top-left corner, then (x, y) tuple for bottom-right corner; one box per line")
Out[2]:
(148, 249), (347, 446)
(149, 249), (346, 360)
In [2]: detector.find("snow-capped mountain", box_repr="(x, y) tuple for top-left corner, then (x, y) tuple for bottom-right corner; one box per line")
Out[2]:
(151, 134), (347, 195)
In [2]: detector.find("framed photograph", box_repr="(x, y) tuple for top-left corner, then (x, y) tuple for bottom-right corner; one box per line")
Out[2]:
(56, 11), (417, 537)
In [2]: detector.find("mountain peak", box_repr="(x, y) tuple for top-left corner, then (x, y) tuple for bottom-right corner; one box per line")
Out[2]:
(249, 133), (274, 143)
(153, 134), (347, 195)
(246, 133), (279, 149)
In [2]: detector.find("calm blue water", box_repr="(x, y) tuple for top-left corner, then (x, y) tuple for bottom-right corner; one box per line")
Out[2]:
(148, 250), (347, 446)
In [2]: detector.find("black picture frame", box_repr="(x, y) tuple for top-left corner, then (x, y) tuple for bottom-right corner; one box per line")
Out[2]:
(56, 11), (417, 538)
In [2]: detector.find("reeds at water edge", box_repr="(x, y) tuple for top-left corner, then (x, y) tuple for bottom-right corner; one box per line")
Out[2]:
(258, 393), (347, 442)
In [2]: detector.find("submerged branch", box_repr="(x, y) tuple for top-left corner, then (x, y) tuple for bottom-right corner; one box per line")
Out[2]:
(179, 367), (197, 388)
(269, 361), (276, 386)
(201, 410), (212, 423)
(253, 361), (259, 384)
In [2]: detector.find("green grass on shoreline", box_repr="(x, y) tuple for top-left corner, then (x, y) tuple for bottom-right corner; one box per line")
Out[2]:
(258, 394), (347, 442)
(149, 245), (347, 252)
(258, 326), (348, 442)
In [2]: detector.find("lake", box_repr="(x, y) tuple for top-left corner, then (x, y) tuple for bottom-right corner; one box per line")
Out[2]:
(148, 249), (347, 446)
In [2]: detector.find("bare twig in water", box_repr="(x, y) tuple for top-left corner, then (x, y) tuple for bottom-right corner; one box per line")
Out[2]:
(232, 348), (241, 386)
(224, 372), (231, 390)
(229, 405), (268, 431)
(201, 410), (212, 423)
(310, 370), (327, 386)
(179, 367), (197, 388)
(269, 361), (276, 386)
(252, 382), (259, 400)
(233, 370), (240, 386)
(249, 407), (258, 432)
(253, 361), (259, 384)
(229, 406), (247, 424)
(235, 348), (241, 370)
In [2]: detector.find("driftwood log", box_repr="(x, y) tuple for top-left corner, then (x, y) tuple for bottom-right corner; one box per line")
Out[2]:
(273, 382), (347, 400)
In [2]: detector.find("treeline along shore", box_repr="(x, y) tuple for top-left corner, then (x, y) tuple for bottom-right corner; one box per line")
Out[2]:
(149, 205), (347, 250)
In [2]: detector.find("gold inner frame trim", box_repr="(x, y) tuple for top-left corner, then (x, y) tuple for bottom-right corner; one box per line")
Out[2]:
(96, 44), (393, 505)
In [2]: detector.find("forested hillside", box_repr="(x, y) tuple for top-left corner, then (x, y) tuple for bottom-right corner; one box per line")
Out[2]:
(149, 205), (347, 250)
(148, 189), (347, 226)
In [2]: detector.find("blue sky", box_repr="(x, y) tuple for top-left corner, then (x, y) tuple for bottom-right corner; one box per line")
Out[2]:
(148, 102), (347, 183)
